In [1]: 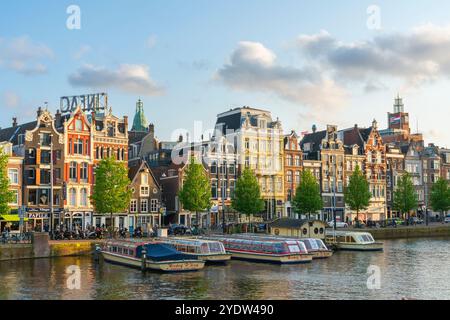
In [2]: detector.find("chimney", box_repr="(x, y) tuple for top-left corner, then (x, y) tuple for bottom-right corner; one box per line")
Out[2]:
(312, 124), (317, 133)
(149, 123), (154, 134)
(55, 110), (62, 128)
(178, 134), (183, 143)
(124, 116), (128, 129)
(12, 117), (18, 127)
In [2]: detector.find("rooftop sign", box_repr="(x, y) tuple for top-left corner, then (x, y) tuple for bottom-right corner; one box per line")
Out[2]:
(60, 93), (108, 114)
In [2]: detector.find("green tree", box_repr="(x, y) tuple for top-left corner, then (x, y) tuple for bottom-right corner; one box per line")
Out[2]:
(393, 173), (418, 225)
(0, 148), (14, 215)
(91, 157), (132, 236)
(178, 157), (211, 228)
(292, 170), (323, 220)
(232, 168), (265, 230)
(430, 178), (450, 221)
(344, 165), (372, 224)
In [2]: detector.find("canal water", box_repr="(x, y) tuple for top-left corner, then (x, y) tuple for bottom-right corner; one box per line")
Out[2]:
(1, 238), (449, 300)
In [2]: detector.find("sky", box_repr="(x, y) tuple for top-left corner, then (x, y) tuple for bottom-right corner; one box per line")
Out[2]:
(1, 0), (450, 147)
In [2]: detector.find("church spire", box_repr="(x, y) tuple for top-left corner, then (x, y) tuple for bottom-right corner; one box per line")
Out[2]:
(131, 99), (149, 132)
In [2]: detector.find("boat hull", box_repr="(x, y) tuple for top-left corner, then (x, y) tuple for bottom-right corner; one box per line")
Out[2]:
(334, 242), (384, 252)
(228, 251), (313, 264)
(101, 251), (205, 272)
(311, 250), (334, 259)
(198, 253), (232, 263)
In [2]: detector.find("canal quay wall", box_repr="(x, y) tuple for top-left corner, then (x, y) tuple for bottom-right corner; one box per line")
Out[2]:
(366, 224), (450, 240)
(0, 233), (101, 262)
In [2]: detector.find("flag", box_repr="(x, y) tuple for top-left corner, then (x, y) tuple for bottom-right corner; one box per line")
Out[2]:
(390, 116), (401, 124)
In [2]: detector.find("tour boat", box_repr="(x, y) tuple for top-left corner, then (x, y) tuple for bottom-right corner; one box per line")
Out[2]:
(101, 240), (205, 272)
(325, 230), (383, 251)
(203, 236), (313, 264)
(296, 239), (333, 259)
(159, 238), (231, 263)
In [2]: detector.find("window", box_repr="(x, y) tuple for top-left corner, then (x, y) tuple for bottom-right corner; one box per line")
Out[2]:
(107, 123), (115, 137)
(28, 148), (36, 159)
(140, 199), (148, 213)
(245, 138), (250, 150)
(211, 181), (218, 198)
(295, 171), (301, 184)
(40, 169), (51, 184)
(151, 199), (158, 212)
(28, 190), (37, 205)
(69, 188), (77, 206)
(41, 150), (51, 164)
(80, 163), (88, 182)
(229, 163), (236, 175)
(70, 162), (78, 181)
(140, 186), (149, 196)
(130, 200), (137, 213)
(229, 180), (236, 198)
(40, 133), (51, 146)
(75, 119), (83, 131)
(286, 155), (293, 166)
(80, 188), (88, 207)
(10, 190), (18, 205)
(210, 161), (217, 174)
(8, 169), (19, 185)
(338, 181), (343, 193)
(287, 171), (293, 183)
(294, 156), (300, 167)
(140, 173), (149, 185)
(74, 139), (83, 155)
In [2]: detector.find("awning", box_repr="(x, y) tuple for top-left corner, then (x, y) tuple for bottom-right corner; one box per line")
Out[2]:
(0, 215), (29, 222)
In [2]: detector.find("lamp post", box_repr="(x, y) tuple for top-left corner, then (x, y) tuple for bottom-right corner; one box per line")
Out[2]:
(49, 134), (54, 239)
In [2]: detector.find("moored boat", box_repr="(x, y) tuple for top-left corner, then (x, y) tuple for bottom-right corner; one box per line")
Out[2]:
(101, 240), (205, 272)
(325, 230), (383, 251)
(159, 238), (231, 263)
(203, 236), (313, 264)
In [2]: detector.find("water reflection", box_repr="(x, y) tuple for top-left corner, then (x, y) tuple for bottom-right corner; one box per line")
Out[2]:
(1, 238), (450, 300)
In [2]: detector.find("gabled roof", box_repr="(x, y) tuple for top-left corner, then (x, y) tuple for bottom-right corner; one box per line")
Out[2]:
(128, 160), (161, 189)
(0, 121), (37, 145)
(299, 130), (326, 159)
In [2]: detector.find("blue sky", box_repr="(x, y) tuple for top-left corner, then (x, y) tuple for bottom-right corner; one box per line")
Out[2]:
(1, 0), (450, 146)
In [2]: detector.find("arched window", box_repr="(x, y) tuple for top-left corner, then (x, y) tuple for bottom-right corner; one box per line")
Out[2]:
(69, 188), (77, 206)
(80, 188), (88, 207)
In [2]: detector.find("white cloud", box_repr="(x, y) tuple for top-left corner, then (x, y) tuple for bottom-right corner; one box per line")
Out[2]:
(215, 41), (348, 110)
(0, 36), (53, 75)
(68, 64), (165, 96)
(297, 24), (450, 88)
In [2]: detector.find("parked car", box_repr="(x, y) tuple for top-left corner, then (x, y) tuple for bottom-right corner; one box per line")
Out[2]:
(327, 221), (349, 228)
(410, 217), (424, 225)
(445, 215), (450, 224)
(168, 224), (190, 235)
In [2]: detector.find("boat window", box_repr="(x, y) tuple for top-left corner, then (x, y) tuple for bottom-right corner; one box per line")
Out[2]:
(118, 247), (123, 254)
(302, 240), (313, 250)
(288, 245), (300, 253)
(348, 236), (356, 243)
(129, 250), (134, 256)
(208, 242), (224, 253)
(112, 246), (118, 253)
(200, 243), (209, 254)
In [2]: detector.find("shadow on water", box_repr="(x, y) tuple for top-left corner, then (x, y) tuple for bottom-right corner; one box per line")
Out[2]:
(1, 238), (450, 300)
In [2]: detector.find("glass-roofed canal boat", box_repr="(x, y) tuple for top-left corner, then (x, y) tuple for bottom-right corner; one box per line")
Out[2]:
(100, 240), (205, 272)
(159, 238), (231, 263)
(203, 235), (313, 264)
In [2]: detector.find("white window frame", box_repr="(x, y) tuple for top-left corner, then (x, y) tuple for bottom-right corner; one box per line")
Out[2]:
(130, 199), (137, 213)
(140, 199), (148, 213)
(8, 169), (19, 185)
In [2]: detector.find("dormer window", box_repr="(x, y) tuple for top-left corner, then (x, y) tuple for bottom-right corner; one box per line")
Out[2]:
(258, 119), (267, 129)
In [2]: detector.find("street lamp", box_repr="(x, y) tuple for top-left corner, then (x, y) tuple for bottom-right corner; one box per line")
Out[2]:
(49, 134), (54, 239)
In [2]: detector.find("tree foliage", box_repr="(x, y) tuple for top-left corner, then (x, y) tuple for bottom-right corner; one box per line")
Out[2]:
(393, 173), (418, 220)
(232, 168), (265, 216)
(178, 157), (211, 225)
(0, 149), (14, 214)
(430, 178), (450, 218)
(292, 170), (323, 218)
(91, 157), (132, 230)
(344, 165), (372, 222)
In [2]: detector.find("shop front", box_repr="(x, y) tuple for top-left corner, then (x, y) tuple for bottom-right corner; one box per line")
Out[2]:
(63, 211), (93, 230)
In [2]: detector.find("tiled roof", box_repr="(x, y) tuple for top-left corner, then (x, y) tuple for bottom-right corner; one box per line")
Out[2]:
(0, 121), (37, 145)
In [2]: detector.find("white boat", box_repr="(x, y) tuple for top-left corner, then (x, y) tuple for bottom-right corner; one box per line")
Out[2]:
(101, 240), (205, 272)
(203, 235), (313, 264)
(325, 230), (383, 251)
(159, 238), (231, 263)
